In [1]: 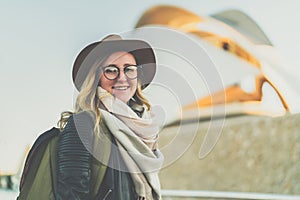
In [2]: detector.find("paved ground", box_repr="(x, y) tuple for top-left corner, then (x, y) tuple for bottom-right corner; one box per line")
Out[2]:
(159, 113), (300, 196)
(0, 188), (18, 200)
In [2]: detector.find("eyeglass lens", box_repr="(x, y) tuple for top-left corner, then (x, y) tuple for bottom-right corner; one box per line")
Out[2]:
(103, 65), (139, 80)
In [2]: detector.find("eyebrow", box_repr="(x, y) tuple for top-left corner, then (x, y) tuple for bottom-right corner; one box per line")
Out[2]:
(106, 63), (137, 67)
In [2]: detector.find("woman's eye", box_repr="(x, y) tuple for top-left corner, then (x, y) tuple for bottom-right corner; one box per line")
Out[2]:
(125, 66), (137, 72)
(105, 67), (118, 74)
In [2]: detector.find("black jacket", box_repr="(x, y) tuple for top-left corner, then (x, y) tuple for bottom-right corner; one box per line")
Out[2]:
(56, 112), (137, 200)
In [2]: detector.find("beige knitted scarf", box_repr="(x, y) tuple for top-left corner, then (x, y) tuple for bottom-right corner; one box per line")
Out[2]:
(97, 87), (164, 200)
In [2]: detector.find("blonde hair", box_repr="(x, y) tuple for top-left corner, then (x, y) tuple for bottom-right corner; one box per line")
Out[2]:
(58, 61), (151, 133)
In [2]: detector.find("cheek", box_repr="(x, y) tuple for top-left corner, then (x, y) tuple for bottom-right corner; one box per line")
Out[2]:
(130, 80), (138, 95)
(99, 75), (112, 92)
(130, 79), (138, 89)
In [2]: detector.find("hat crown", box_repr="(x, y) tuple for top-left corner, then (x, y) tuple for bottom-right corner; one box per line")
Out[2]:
(72, 34), (156, 91)
(102, 34), (122, 41)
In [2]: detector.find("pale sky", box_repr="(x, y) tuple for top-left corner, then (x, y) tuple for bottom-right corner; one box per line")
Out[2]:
(1, 0), (300, 173)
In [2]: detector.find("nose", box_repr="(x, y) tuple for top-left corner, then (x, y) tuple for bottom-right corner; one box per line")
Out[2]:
(117, 69), (127, 81)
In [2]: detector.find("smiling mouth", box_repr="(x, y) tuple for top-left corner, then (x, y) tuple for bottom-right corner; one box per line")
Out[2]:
(112, 86), (130, 90)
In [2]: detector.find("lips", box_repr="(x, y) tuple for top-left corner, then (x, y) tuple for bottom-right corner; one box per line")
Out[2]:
(112, 86), (130, 90)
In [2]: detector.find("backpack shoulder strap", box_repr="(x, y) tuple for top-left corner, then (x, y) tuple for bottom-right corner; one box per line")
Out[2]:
(89, 118), (112, 199)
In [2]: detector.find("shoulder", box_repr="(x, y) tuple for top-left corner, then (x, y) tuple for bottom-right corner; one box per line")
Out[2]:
(59, 112), (95, 151)
(63, 111), (96, 135)
(66, 111), (95, 126)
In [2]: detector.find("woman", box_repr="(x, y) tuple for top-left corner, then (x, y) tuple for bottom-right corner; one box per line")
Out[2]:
(56, 34), (163, 200)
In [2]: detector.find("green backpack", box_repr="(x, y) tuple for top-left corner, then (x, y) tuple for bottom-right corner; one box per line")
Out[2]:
(17, 127), (60, 200)
(17, 125), (111, 200)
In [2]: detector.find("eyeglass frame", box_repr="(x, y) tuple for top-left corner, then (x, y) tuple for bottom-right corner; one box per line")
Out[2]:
(98, 64), (142, 80)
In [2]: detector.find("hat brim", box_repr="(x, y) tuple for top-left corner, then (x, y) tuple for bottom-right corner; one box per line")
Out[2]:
(72, 40), (156, 91)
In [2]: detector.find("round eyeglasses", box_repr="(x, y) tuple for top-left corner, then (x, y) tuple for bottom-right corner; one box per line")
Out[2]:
(101, 64), (140, 80)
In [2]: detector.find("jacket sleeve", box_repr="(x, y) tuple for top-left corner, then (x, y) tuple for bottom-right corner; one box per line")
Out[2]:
(56, 112), (95, 200)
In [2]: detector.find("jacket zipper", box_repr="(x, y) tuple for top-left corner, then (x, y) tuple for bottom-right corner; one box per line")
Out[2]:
(102, 189), (112, 200)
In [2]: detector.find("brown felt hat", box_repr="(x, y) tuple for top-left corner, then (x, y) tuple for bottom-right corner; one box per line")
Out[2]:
(72, 34), (156, 91)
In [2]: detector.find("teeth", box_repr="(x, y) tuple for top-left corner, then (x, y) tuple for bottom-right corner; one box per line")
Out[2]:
(113, 86), (128, 90)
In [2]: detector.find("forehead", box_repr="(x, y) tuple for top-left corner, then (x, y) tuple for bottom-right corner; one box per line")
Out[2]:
(103, 51), (136, 65)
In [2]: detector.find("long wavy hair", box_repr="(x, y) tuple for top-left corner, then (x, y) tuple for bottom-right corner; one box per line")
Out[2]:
(58, 56), (151, 134)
